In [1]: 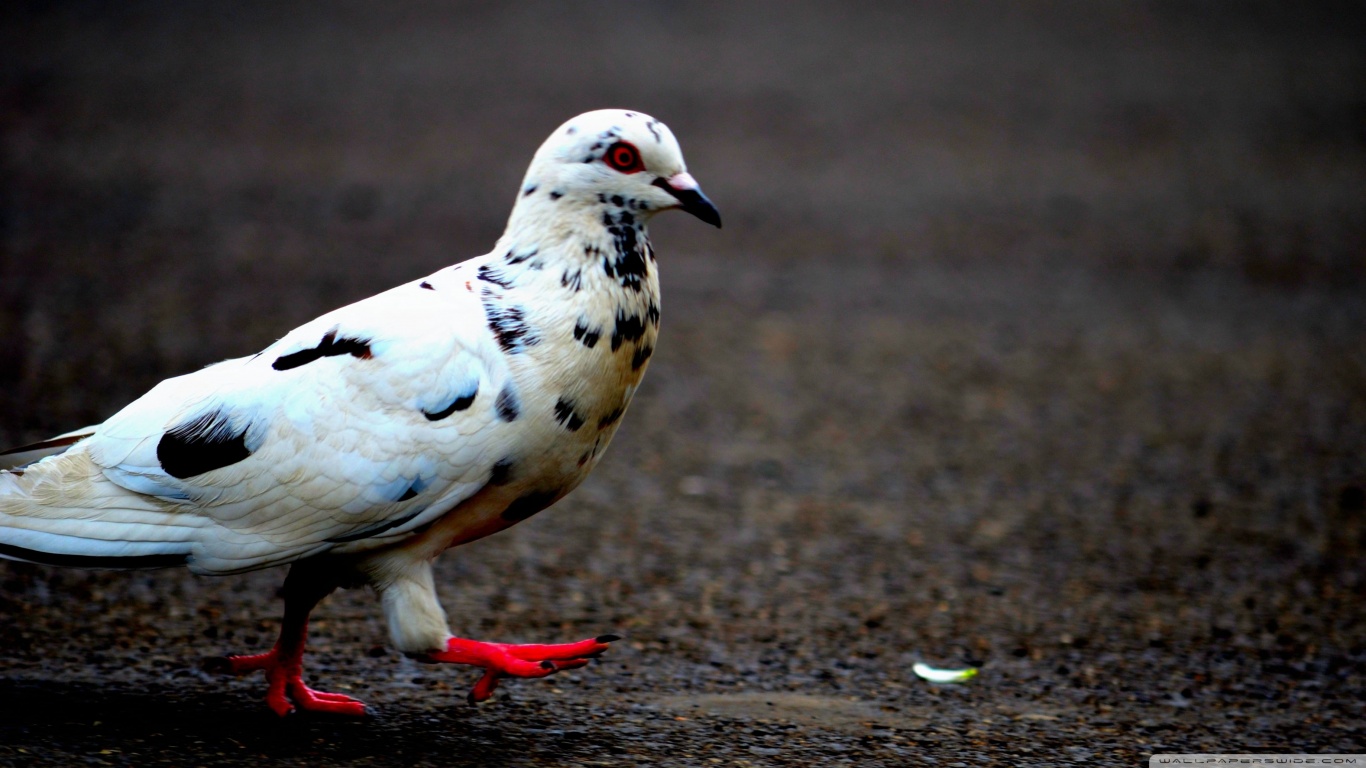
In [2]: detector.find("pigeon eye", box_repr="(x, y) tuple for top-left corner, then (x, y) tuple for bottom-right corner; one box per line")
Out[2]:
(603, 142), (644, 174)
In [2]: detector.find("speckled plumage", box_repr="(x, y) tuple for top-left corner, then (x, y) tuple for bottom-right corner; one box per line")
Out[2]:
(0, 109), (719, 713)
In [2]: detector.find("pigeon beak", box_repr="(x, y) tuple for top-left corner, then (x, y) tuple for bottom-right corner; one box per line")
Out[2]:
(653, 173), (722, 228)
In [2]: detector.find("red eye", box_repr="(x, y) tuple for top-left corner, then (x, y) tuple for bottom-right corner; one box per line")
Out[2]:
(604, 141), (644, 173)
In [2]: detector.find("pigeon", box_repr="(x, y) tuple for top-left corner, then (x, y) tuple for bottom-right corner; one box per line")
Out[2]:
(0, 109), (720, 716)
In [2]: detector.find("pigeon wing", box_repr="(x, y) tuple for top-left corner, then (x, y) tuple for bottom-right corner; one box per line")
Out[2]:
(76, 271), (510, 573)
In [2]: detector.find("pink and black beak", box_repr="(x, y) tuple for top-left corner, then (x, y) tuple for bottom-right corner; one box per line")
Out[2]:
(654, 172), (722, 228)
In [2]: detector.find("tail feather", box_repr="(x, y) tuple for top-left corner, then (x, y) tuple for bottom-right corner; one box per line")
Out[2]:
(0, 427), (99, 471)
(1, 448), (200, 571)
(0, 532), (189, 569)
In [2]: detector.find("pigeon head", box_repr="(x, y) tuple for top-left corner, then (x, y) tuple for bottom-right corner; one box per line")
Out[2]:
(516, 109), (721, 229)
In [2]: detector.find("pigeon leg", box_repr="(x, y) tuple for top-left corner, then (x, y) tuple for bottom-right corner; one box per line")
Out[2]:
(209, 561), (368, 717)
(421, 633), (620, 703)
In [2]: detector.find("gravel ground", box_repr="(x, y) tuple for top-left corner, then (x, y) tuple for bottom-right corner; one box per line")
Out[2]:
(2, 2), (1364, 765)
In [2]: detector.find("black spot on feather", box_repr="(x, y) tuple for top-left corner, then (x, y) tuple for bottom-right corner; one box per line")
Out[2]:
(553, 397), (585, 432)
(631, 344), (654, 370)
(598, 406), (625, 430)
(602, 221), (649, 291)
(272, 330), (373, 371)
(506, 248), (537, 265)
(495, 386), (520, 422)
(549, 191), (563, 200)
(501, 490), (557, 522)
(478, 264), (516, 289)
(156, 410), (253, 479)
(484, 302), (538, 353)
(489, 458), (515, 486)
(423, 383), (478, 421)
(522, 183), (538, 197)
(420, 281), (435, 290)
(610, 311), (647, 351)
(573, 320), (600, 348)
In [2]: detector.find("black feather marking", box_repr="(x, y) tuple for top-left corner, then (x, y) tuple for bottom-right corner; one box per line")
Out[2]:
(645, 119), (662, 143)
(326, 511), (421, 543)
(610, 310), (647, 351)
(553, 397), (585, 432)
(489, 458), (515, 486)
(501, 491), (557, 523)
(522, 183), (538, 197)
(156, 410), (253, 479)
(549, 190), (563, 200)
(397, 486), (419, 502)
(572, 320), (600, 348)
(423, 383), (479, 421)
(0, 432), (90, 457)
(478, 264), (516, 289)
(272, 330), (373, 371)
(598, 405), (625, 430)
(561, 268), (583, 292)
(506, 248), (537, 265)
(631, 344), (654, 370)
(484, 302), (539, 354)
(602, 220), (649, 291)
(495, 385), (520, 422)
(419, 281), (435, 290)
(0, 542), (187, 569)
(647, 299), (661, 327)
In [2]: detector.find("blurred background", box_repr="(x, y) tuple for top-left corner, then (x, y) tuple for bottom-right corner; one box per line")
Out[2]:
(1, 2), (1363, 764)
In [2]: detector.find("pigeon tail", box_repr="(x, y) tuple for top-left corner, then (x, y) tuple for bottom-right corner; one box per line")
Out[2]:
(0, 426), (98, 472)
(0, 451), (199, 570)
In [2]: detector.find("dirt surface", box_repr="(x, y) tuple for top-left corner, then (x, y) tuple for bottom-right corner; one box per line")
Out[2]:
(2, 2), (1364, 765)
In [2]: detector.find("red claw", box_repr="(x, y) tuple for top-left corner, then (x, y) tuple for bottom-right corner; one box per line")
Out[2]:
(221, 646), (368, 717)
(422, 634), (619, 703)
(209, 563), (369, 717)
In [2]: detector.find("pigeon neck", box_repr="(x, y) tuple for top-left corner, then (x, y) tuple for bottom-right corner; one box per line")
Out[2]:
(495, 195), (659, 293)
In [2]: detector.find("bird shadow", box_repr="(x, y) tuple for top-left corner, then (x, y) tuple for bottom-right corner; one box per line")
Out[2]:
(0, 676), (618, 766)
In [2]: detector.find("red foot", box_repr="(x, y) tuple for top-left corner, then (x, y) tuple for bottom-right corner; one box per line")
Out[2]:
(421, 633), (619, 703)
(215, 648), (368, 717)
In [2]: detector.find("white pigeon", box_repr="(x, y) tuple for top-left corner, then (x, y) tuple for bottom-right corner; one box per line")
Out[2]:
(0, 109), (720, 716)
